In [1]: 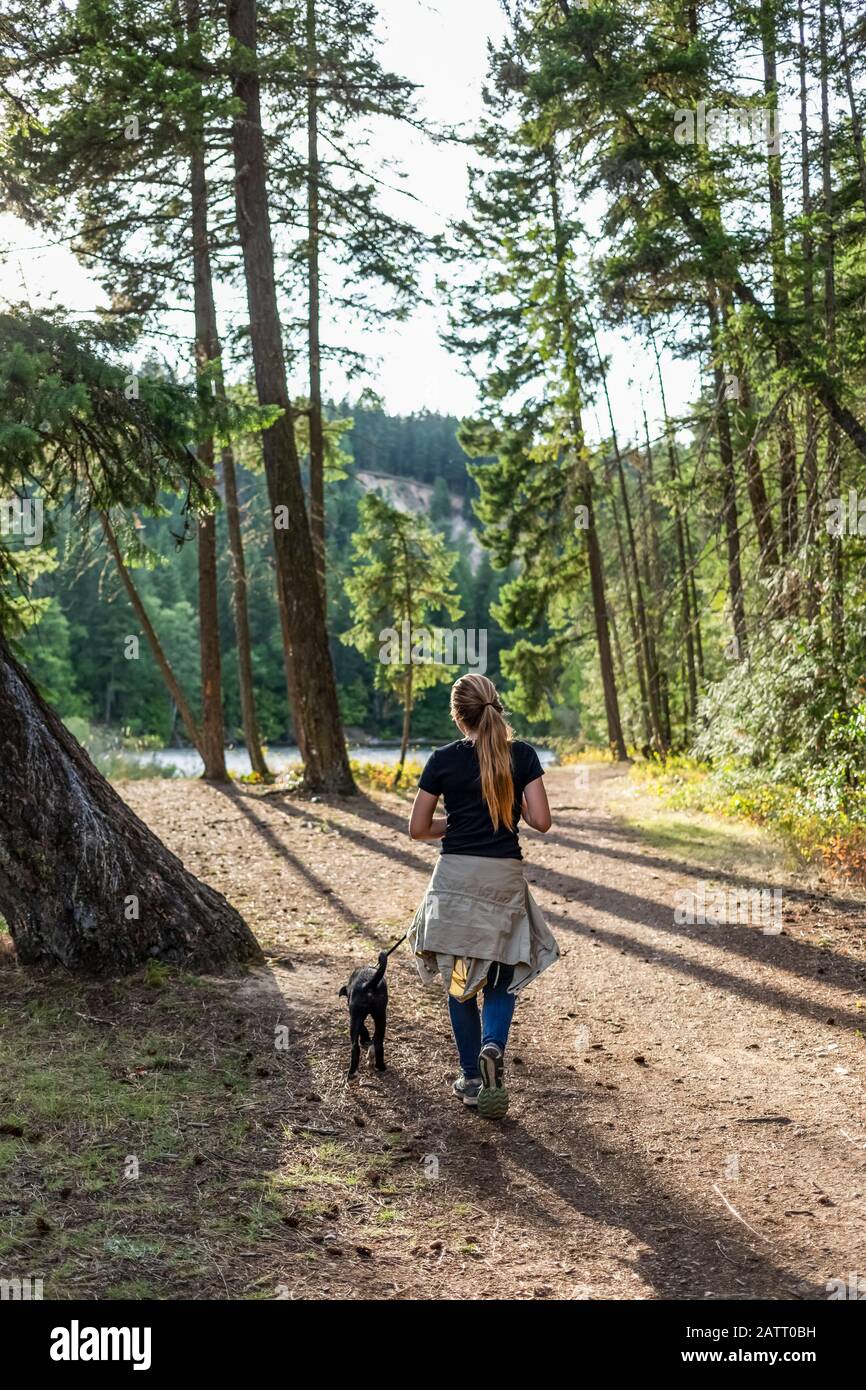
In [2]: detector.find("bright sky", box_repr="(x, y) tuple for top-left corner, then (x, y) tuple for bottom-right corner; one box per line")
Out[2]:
(0, 0), (699, 447)
(334, 0), (700, 441)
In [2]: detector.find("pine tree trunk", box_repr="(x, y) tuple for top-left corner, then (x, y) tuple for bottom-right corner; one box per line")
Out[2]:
(640, 413), (664, 625)
(189, 56), (269, 773)
(819, 0), (844, 663)
(638, 424), (670, 749)
(395, 667), (413, 787)
(195, 505), (228, 780)
(736, 371), (781, 571)
(101, 515), (204, 756)
(187, 0), (228, 784)
(307, 0), (326, 595)
(220, 441), (271, 778)
(608, 601), (639, 748)
(649, 330), (699, 716)
(835, 1), (866, 220)
(187, 0), (267, 779)
(590, 321), (663, 752)
(227, 0), (354, 794)
(617, 445), (664, 754)
(799, 0), (820, 620)
(609, 481), (652, 747)
(760, 0), (799, 556)
(707, 291), (748, 657)
(668, 454), (698, 725)
(662, 425), (698, 723)
(685, 508), (705, 683)
(0, 630), (261, 976)
(190, 237), (228, 782)
(721, 314), (779, 571)
(584, 483), (628, 760)
(546, 145), (627, 760)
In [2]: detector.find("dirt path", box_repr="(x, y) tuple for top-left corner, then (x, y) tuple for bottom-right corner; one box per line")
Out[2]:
(118, 765), (866, 1300)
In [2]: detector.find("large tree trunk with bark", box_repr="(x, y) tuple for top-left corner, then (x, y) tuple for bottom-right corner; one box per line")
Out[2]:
(227, 0), (354, 794)
(307, 0), (326, 595)
(188, 23), (228, 784)
(186, 7), (267, 778)
(0, 632), (261, 976)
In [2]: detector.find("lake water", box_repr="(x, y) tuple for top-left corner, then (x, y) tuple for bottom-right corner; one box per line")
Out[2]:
(120, 743), (556, 778)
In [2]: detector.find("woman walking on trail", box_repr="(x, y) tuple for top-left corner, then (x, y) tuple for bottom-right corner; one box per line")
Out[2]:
(407, 673), (560, 1119)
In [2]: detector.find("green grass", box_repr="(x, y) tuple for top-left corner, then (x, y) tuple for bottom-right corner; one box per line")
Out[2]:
(615, 807), (785, 875)
(0, 968), (297, 1299)
(102, 1279), (165, 1300)
(621, 756), (866, 878)
(0, 900), (431, 1299)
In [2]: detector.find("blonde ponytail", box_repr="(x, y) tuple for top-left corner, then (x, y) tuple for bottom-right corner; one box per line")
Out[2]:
(450, 674), (515, 832)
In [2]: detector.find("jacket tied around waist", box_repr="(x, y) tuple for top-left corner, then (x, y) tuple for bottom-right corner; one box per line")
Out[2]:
(407, 852), (560, 1002)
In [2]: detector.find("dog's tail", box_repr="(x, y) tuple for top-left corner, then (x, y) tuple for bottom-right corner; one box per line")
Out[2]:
(368, 951), (388, 989)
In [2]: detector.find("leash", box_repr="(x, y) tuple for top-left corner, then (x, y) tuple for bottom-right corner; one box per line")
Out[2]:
(383, 930), (408, 958)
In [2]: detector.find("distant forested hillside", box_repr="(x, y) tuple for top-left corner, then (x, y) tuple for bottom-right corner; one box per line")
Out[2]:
(336, 397), (474, 497)
(17, 404), (529, 749)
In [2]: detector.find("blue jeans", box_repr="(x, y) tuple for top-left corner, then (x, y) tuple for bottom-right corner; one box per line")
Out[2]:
(447, 963), (516, 1078)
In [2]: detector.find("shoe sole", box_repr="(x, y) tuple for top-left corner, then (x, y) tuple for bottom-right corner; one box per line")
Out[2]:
(477, 1049), (509, 1119)
(477, 1084), (508, 1119)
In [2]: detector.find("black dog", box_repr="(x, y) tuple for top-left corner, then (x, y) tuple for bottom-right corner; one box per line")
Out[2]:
(339, 952), (388, 1079)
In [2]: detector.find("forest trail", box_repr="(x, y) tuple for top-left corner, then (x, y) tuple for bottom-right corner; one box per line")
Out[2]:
(110, 769), (866, 1297)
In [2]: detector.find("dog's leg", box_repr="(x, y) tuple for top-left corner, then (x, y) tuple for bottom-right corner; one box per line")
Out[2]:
(371, 1009), (387, 1072)
(348, 1013), (364, 1079)
(358, 1022), (375, 1069)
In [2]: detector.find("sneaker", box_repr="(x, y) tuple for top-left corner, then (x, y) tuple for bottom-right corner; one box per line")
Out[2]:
(451, 1072), (482, 1107)
(477, 1043), (509, 1119)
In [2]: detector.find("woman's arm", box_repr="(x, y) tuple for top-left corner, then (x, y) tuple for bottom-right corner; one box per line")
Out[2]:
(408, 789), (448, 841)
(521, 776), (552, 833)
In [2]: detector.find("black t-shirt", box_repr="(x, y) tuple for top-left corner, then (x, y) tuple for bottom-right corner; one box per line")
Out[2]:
(418, 738), (544, 859)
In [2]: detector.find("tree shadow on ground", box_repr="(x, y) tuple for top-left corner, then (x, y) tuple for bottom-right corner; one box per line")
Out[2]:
(532, 849), (866, 1008)
(283, 794), (866, 1030)
(0, 955), (319, 1300)
(541, 899), (866, 1034)
(543, 819), (866, 913)
(368, 1057), (825, 1300)
(214, 784), (392, 953)
(267, 792), (433, 877)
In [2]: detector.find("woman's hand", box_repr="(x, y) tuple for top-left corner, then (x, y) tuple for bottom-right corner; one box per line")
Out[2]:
(408, 789), (447, 841)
